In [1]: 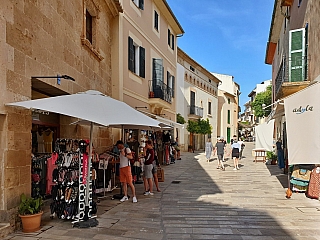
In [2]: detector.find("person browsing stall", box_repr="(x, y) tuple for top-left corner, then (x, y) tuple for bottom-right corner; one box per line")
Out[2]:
(143, 140), (155, 196)
(116, 140), (137, 203)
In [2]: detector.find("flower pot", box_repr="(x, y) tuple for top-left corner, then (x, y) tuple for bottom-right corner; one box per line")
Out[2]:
(19, 211), (43, 233)
(271, 159), (277, 165)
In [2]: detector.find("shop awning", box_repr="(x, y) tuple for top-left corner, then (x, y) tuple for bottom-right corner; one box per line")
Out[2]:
(284, 82), (320, 165)
(6, 90), (164, 129)
(138, 110), (184, 130)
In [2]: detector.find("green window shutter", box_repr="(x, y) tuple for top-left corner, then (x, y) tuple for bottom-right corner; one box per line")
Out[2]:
(227, 110), (230, 124)
(289, 28), (305, 82)
(139, 47), (145, 78)
(128, 37), (134, 72)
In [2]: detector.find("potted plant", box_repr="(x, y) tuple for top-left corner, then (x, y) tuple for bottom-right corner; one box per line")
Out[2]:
(18, 193), (43, 233)
(266, 151), (277, 165)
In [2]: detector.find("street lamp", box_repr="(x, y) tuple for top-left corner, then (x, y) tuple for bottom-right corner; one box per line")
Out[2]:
(32, 75), (75, 85)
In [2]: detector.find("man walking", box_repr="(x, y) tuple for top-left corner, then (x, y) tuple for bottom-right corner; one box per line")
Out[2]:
(214, 137), (226, 170)
(116, 140), (138, 203)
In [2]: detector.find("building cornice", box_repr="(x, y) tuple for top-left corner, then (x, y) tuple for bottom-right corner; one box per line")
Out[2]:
(154, 0), (184, 35)
(265, 0), (284, 64)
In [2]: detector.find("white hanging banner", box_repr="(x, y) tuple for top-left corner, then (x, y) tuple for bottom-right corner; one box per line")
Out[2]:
(284, 82), (320, 164)
(255, 119), (275, 151)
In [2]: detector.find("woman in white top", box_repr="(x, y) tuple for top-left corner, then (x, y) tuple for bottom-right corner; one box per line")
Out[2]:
(231, 140), (241, 170)
(205, 138), (213, 162)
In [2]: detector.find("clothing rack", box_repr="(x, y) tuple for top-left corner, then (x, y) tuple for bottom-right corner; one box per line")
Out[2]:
(97, 152), (119, 202)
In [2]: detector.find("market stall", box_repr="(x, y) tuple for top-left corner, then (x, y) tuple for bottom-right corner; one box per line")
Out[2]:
(7, 90), (164, 227)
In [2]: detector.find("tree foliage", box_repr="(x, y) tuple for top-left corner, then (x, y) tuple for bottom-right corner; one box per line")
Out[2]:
(251, 85), (272, 117)
(187, 120), (199, 134)
(176, 113), (186, 124)
(187, 119), (212, 134)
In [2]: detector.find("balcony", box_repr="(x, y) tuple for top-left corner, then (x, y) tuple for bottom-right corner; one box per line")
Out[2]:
(275, 56), (310, 99)
(148, 80), (172, 103)
(188, 105), (203, 119)
(148, 80), (172, 110)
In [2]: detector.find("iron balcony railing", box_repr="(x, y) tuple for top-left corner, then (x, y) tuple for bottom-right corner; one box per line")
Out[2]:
(148, 80), (172, 104)
(189, 105), (203, 118)
(275, 56), (308, 95)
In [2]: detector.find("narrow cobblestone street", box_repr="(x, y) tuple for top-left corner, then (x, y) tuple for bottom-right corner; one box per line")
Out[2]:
(6, 143), (320, 240)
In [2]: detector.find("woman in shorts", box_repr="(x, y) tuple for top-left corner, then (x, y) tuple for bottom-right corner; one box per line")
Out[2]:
(231, 140), (241, 170)
(143, 140), (155, 196)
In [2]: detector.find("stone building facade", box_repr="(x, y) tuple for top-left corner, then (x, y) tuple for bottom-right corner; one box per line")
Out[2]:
(0, 0), (122, 234)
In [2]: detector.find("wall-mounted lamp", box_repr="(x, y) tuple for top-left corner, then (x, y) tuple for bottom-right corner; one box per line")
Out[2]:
(32, 75), (75, 85)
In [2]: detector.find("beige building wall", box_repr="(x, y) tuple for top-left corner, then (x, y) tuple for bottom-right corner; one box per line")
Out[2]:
(112, 0), (184, 130)
(177, 48), (220, 150)
(0, 0), (121, 231)
(213, 73), (240, 143)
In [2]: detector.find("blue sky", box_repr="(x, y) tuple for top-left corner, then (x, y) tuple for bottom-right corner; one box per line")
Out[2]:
(167, 0), (274, 110)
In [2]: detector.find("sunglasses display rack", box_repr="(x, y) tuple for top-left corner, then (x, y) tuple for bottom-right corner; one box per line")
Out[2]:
(49, 139), (97, 223)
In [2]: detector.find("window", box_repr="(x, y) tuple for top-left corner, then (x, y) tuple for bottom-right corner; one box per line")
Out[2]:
(153, 59), (164, 84)
(190, 66), (195, 72)
(128, 37), (145, 78)
(167, 71), (175, 98)
(227, 110), (231, 124)
(208, 101), (212, 115)
(154, 11), (159, 31)
(86, 10), (93, 44)
(209, 79), (211, 83)
(228, 98), (230, 104)
(289, 28), (307, 82)
(81, 2), (103, 61)
(168, 29), (175, 50)
(132, 0), (144, 10)
(298, 0), (303, 7)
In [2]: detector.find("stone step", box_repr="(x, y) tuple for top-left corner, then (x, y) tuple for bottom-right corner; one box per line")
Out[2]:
(0, 223), (11, 239)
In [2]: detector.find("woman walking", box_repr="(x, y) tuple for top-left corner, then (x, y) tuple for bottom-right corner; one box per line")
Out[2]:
(143, 140), (155, 196)
(231, 140), (241, 170)
(205, 138), (213, 162)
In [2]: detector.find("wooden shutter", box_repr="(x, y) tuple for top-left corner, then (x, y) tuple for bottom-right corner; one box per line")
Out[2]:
(172, 75), (175, 98)
(128, 37), (134, 72)
(139, 0), (144, 10)
(168, 29), (171, 46)
(289, 28), (305, 82)
(139, 47), (145, 78)
(171, 34), (175, 50)
(227, 110), (230, 124)
(154, 11), (158, 30)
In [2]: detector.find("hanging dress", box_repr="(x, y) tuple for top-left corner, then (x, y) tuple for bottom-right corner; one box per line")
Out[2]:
(37, 132), (45, 153)
(43, 130), (53, 153)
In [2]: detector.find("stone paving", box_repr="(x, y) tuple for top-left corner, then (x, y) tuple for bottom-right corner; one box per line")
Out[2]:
(5, 142), (320, 240)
